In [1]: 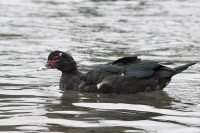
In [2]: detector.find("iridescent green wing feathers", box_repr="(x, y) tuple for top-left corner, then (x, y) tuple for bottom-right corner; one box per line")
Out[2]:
(86, 64), (124, 84)
(85, 56), (190, 85)
(85, 56), (166, 84)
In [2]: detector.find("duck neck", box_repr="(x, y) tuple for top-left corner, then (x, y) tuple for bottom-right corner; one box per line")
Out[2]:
(60, 69), (83, 91)
(62, 67), (79, 75)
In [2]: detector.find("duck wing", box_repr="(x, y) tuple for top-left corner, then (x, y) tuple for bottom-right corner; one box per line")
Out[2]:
(109, 56), (139, 65)
(85, 56), (170, 85)
(86, 63), (123, 84)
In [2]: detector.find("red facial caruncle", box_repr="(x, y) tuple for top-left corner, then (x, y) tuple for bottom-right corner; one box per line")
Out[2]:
(47, 56), (59, 66)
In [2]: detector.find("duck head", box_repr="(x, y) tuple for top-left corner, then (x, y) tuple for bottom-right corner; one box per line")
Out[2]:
(38, 50), (77, 73)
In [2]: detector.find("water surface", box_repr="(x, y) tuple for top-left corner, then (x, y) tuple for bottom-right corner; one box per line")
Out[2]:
(0, 0), (200, 132)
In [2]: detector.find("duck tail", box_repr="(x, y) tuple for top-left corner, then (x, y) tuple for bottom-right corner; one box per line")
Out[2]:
(174, 63), (196, 74)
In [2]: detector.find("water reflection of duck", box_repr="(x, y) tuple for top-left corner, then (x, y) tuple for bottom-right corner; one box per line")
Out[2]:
(46, 91), (177, 124)
(39, 50), (195, 93)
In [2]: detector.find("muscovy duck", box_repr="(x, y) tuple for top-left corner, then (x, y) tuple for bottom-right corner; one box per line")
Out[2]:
(38, 50), (195, 93)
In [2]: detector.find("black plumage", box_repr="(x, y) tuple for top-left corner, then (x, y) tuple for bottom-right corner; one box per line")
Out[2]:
(43, 50), (195, 93)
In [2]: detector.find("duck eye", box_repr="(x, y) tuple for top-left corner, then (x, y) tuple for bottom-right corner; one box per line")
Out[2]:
(59, 53), (62, 57)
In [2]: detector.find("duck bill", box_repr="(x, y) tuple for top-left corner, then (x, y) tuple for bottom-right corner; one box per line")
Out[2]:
(37, 59), (58, 71)
(37, 63), (53, 71)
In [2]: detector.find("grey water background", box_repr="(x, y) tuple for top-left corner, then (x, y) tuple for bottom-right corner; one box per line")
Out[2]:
(0, 0), (200, 132)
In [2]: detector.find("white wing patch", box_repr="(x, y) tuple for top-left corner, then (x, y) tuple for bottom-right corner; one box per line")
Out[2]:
(97, 82), (103, 89)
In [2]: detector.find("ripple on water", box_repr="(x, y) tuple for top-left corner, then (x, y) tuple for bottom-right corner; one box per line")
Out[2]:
(73, 102), (200, 117)
(0, 0), (200, 132)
